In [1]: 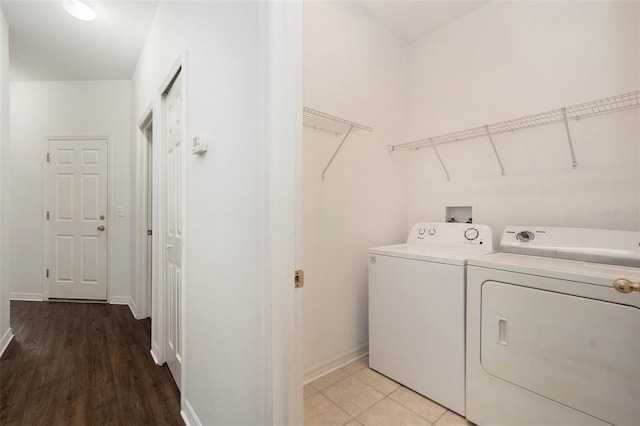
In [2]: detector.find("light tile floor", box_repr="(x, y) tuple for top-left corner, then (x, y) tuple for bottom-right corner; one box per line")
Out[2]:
(304, 356), (475, 426)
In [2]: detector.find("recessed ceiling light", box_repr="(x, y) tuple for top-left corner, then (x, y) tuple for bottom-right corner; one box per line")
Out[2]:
(63, 1), (95, 21)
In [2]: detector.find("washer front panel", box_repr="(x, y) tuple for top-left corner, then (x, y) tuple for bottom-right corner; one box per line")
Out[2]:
(369, 254), (466, 415)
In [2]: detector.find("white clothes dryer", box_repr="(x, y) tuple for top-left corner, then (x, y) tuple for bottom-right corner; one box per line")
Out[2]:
(466, 226), (640, 426)
(369, 222), (495, 416)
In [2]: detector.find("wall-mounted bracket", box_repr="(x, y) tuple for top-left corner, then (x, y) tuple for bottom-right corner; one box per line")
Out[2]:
(322, 125), (353, 180)
(429, 138), (450, 181)
(485, 126), (505, 176)
(303, 107), (372, 180)
(561, 108), (578, 169)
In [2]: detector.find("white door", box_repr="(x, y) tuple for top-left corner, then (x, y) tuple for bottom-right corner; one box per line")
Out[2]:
(48, 139), (108, 300)
(164, 71), (183, 388)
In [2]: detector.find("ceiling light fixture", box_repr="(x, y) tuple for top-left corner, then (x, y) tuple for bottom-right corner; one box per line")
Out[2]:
(63, 1), (95, 21)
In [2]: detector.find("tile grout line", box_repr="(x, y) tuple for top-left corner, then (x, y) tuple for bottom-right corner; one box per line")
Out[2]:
(346, 364), (444, 425)
(306, 358), (463, 426)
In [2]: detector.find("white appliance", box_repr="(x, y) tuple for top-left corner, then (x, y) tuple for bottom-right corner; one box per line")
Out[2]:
(369, 222), (495, 415)
(466, 226), (640, 426)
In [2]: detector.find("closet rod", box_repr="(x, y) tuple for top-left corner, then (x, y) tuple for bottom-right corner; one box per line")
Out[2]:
(390, 90), (640, 152)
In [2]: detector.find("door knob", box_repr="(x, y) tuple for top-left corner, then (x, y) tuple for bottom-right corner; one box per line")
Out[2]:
(97, 225), (106, 231)
(613, 278), (640, 294)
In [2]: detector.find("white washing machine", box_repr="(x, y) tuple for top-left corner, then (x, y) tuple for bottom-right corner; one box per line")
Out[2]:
(466, 226), (640, 426)
(369, 222), (495, 416)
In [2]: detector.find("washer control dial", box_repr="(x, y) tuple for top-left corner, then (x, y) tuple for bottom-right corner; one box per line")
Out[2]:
(464, 227), (479, 241)
(418, 228), (426, 236)
(428, 228), (436, 236)
(516, 231), (535, 242)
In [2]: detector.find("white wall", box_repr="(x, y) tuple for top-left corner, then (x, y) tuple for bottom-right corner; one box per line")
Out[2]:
(9, 80), (132, 301)
(130, 2), (264, 424)
(303, 1), (408, 378)
(406, 1), (640, 239)
(0, 7), (11, 352)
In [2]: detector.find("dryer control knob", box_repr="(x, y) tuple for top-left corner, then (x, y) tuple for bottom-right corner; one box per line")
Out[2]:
(516, 231), (535, 242)
(418, 228), (426, 235)
(428, 228), (436, 236)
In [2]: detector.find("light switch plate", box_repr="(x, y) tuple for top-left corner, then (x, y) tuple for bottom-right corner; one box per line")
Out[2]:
(192, 136), (207, 154)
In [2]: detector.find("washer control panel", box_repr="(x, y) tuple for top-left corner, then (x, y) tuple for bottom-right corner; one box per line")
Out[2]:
(407, 222), (494, 250)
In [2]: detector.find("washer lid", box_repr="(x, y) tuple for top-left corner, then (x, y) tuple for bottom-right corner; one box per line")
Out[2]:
(370, 243), (495, 266)
(468, 251), (640, 287)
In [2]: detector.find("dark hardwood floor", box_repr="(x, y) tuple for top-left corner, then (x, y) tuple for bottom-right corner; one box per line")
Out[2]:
(0, 301), (184, 426)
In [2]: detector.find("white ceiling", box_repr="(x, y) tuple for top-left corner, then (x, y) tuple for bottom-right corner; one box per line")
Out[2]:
(355, 0), (490, 43)
(2, 0), (159, 81)
(1, 0), (489, 81)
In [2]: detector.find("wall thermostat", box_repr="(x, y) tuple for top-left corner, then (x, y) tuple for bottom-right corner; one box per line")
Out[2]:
(192, 136), (207, 155)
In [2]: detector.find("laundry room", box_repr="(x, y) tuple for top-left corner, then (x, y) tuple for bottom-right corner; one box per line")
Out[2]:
(0, 1), (637, 425)
(302, 0), (639, 423)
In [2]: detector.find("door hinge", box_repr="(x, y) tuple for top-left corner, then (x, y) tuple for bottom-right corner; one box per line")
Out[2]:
(46, 269), (49, 278)
(295, 270), (304, 289)
(147, 229), (152, 236)
(46, 211), (50, 220)
(46, 153), (50, 163)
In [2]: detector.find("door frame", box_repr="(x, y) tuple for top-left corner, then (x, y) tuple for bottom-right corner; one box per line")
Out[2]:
(257, 1), (303, 424)
(134, 52), (188, 395)
(134, 105), (153, 319)
(42, 136), (111, 301)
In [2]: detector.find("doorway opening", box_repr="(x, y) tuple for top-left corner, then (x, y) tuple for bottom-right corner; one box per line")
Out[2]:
(137, 111), (154, 321)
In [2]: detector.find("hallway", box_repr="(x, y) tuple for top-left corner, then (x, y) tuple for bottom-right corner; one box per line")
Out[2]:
(0, 301), (183, 425)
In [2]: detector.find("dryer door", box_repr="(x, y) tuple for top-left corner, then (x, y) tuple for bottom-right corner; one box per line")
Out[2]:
(481, 281), (640, 426)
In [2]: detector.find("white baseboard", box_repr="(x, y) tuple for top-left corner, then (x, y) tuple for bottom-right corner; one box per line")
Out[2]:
(0, 327), (14, 358)
(304, 344), (369, 384)
(10, 292), (43, 301)
(150, 348), (161, 365)
(128, 297), (138, 319)
(109, 296), (130, 305)
(109, 296), (137, 318)
(181, 398), (202, 426)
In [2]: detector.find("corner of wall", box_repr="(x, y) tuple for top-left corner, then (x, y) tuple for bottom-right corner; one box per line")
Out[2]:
(180, 399), (202, 426)
(0, 5), (11, 342)
(0, 326), (13, 358)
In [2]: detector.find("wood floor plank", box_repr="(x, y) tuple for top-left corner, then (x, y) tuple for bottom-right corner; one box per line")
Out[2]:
(0, 301), (183, 426)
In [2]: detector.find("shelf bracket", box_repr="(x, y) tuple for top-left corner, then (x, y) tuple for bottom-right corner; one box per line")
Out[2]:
(562, 108), (578, 169)
(322, 125), (354, 179)
(485, 126), (505, 176)
(429, 138), (450, 181)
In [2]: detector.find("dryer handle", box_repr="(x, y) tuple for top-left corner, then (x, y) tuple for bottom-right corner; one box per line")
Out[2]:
(497, 317), (509, 346)
(613, 278), (640, 294)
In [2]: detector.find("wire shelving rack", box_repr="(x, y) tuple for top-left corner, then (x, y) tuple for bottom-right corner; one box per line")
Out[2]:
(303, 107), (373, 179)
(389, 90), (640, 180)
